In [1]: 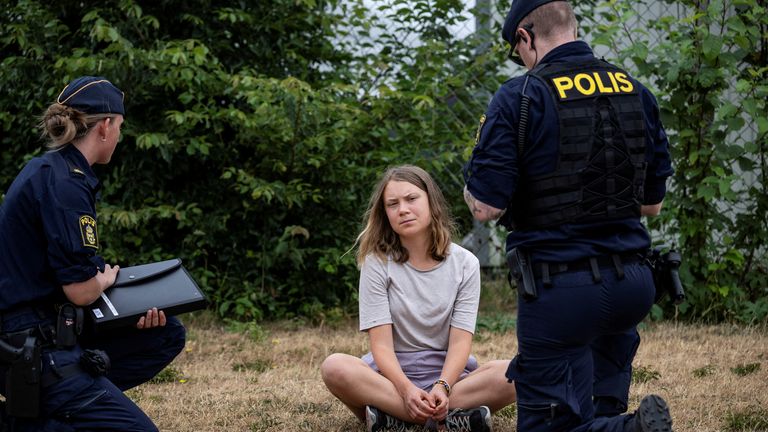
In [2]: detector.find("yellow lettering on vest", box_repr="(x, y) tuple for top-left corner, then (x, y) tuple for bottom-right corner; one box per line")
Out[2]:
(574, 73), (596, 95)
(552, 76), (574, 99)
(614, 72), (634, 92)
(608, 72), (621, 92)
(594, 72), (614, 94)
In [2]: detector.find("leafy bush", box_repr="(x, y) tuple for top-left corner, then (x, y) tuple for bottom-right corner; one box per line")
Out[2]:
(582, 0), (768, 323)
(3, 0), (765, 323)
(0, 0), (504, 321)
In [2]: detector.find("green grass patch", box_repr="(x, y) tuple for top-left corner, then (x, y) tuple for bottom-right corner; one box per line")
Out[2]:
(692, 364), (716, 378)
(632, 365), (661, 383)
(730, 362), (761, 377)
(479, 272), (517, 315)
(495, 404), (517, 419)
(724, 405), (768, 431)
(248, 414), (282, 430)
(225, 319), (268, 343)
(476, 312), (517, 335)
(148, 366), (185, 384)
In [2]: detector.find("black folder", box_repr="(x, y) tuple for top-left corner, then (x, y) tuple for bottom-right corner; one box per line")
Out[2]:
(88, 258), (208, 330)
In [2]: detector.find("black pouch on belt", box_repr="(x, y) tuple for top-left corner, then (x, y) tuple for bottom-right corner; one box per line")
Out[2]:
(56, 303), (83, 348)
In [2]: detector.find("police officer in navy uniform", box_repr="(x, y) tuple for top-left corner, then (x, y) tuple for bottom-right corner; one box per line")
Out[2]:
(463, 1), (675, 431)
(0, 77), (186, 431)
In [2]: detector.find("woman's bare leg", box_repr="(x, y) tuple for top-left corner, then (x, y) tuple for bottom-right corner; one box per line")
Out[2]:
(320, 353), (420, 423)
(449, 360), (516, 412)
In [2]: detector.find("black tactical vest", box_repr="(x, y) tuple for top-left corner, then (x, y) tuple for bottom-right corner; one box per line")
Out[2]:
(510, 58), (647, 229)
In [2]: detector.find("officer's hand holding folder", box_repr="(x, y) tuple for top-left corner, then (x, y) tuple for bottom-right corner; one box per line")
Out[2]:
(88, 258), (207, 331)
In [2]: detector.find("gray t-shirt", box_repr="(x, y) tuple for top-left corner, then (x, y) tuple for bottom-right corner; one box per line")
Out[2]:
(358, 243), (481, 352)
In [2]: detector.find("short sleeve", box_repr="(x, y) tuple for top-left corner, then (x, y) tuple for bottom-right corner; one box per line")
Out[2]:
(358, 255), (393, 332)
(41, 175), (100, 285)
(449, 250), (481, 334)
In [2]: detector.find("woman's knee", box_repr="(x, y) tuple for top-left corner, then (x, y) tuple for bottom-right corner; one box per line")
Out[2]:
(320, 353), (354, 387)
(476, 359), (510, 378)
(480, 360), (516, 402)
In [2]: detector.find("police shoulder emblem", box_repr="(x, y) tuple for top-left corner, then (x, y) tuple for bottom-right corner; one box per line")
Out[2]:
(79, 215), (99, 249)
(474, 114), (487, 145)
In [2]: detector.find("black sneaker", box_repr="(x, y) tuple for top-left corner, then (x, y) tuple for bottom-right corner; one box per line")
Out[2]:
(365, 405), (409, 432)
(444, 406), (493, 432)
(632, 394), (673, 432)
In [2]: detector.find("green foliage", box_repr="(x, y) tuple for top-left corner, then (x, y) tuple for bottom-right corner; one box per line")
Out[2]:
(631, 364), (661, 383)
(148, 366), (185, 384)
(0, 0), (504, 321)
(495, 404), (517, 419)
(730, 362), (761, 377)
(692, 364), (716, 378)
(584, 0), (768, 323)
(4, 0), (763, 324)
(225, 319), (268, 343)
(476, 312), (517, 335)
(724, 405), (768, 432)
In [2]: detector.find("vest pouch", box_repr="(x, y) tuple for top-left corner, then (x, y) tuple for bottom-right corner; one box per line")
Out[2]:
(5, 333), (41, 418)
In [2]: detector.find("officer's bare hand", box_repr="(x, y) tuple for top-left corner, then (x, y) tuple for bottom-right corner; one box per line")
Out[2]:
(99, 263), (120, 290)
(136, 307), (167, 329)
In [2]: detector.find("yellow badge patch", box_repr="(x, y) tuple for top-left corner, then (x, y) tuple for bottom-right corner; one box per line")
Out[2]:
(474, 114), (487, 145)
(79, 215), (99, 249)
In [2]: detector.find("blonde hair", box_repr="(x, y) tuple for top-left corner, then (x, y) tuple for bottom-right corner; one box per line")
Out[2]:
(355, 165), (455, 266)
(38, 103), (113, 150)
(521, 1), (578, 40)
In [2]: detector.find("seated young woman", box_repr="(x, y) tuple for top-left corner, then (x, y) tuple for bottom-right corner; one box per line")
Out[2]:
(321, 165), (516, 431)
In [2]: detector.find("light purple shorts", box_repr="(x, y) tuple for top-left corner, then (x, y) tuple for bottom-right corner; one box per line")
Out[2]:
(361, 350), (479, 391)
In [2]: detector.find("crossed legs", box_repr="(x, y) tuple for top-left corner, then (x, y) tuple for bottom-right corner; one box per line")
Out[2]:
(320, 353), (515, 424)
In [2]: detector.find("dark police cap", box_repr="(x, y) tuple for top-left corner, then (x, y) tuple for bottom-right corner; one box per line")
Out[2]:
(56, 76), (125, 116)
(502, 0), (562, 44)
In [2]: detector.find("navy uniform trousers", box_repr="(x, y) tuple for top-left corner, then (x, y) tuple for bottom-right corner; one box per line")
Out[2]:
(1, 311), (186, 432)
(506, 261), (655, 432)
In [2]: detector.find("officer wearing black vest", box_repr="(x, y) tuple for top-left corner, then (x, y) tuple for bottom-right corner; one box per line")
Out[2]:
(0, 77), (186, 431)
(463, 1), (675, 431)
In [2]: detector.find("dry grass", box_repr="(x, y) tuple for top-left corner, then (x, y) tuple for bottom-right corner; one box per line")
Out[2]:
(131, 277), (768, 432)
(130, 309), (768, 432)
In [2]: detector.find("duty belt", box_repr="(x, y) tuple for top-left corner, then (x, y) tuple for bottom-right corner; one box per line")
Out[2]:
(534, 252), (643, 286)
(0, 307), (57, 349)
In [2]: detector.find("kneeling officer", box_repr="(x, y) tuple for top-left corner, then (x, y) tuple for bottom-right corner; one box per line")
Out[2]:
(0, 76), (186, 431)
(463, 1), (676, 431)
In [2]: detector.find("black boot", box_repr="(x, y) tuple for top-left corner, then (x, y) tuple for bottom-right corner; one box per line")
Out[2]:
(631, 394), (673, 432)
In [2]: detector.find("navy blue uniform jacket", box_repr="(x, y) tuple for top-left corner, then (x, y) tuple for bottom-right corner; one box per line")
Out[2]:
(465, 41), (674, 263)
(0, 145), (105, 310)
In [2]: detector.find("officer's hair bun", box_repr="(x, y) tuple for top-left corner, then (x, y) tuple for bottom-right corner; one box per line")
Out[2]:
(40, 103), (89, 149)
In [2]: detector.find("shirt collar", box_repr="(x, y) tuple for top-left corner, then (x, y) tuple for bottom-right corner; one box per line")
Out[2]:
(538, 40), (594, 65)
(61, 145), (101, 191)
